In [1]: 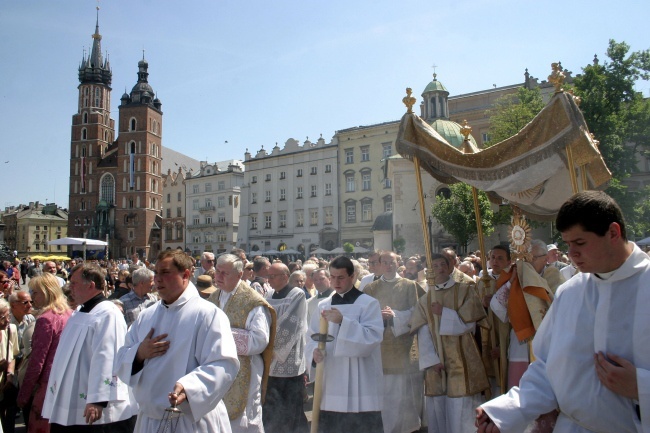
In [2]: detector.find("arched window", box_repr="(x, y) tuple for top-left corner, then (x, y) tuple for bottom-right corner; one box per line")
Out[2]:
(130, 118), (137, 131)
(100, 174), (115, 205)
(129, 197), (134, 208)
(81, 128), (87, 140)
(81, 146), (86, 157)
(83, 112), (88, 123)
(130, 142), (136, 154)
(94, 88), (101, 107)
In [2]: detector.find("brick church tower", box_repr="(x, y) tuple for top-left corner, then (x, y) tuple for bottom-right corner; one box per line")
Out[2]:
(68, 12), (163, 260)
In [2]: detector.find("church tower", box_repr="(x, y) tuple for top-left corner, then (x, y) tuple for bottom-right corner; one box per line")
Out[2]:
(68, 10), (116, 243)
(114, 55), (163, 260)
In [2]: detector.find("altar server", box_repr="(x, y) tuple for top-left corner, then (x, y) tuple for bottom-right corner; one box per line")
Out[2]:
(477, 191), (650, 433)
(306, 256), (384, 432)
(115, 249), (239, 433)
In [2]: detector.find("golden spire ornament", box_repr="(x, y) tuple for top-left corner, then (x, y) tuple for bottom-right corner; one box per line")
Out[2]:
(548, 62), (565, 94)
(402, 88), (416, 113)
(508, 207), (532, 261)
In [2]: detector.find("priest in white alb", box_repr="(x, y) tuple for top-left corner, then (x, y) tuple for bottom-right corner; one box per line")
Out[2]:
(207, 254), (275, 433)
(115, 249), (240, 433)
(43, 263), (137, 433)
(477, 191), (650, 433)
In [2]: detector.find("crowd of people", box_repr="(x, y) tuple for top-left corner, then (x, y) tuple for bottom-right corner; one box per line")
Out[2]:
(0, 190), (647, 432)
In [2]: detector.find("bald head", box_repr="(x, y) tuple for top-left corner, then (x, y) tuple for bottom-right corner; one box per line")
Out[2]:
(268, 263), (290, 291)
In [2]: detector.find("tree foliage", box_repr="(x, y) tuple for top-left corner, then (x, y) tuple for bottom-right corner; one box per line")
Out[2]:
(484, 86), (545, 146)
(343, 242), (355, 254)
(573, 40), (650, 178)
(573, 40), (650, 237)
(431, 183), (499, 252)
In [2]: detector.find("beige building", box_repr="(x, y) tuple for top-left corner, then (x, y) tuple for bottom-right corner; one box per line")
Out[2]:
(334, 122), (398, 249)
(2, 202), (68, 257)
(162, 167), (189, 251)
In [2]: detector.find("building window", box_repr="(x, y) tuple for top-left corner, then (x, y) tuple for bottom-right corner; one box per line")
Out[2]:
(218, 196), (225, 208)
(130, 118), (137, 131)
(193, 199), (199, 210)
(345, 149), (354, 164)
(361, 146), (370, 162)
(384, 178), (392, 188)
(325, 164), (332, 173)
(252, 176), (257, 184)
(192, 184), (199, 194)
(325, 183), (332, 196)
(346, 203), (356, 223)
(100, 174), (115, 204)
(218, 181), (225, 190)
(81, 128), (87, 140)
(310, 209), (318, 226)
(264, 214), (272, 229)
(279, 212), (287, 228)
(176, 207), (182, 217)
(166, 193), (171, 203)
(482, 133), (490, 144)
(346, 175), (355, 192)
(166, 208), (171, 218)
(295, 210), (304, 227)
(310, 167), (317, 175)
(362, 202), (372, 221)
(265, 174), (271, 182)
(218, 213), (226, 223)
(383, 144), (392, 158)
(193, 234), (201, 243)
(265, 191), (271, 202)
(251, 193), (257, 204)
(205, 198), (212, 208)
(325, 207), (333, 225)
(193, 215), (200, 225)
(128, 229), (135, 240)
(251, 216), (258, 229)
(311, 185), (317, 197)
(280, 171), (286, 179)
(177, 192), (182, 201)
(165, 226), (173, 240)
(280, 189), (286, 201)
(297, 187), (303, 199)
(362, 172), (371, 191)
(384, 195), (393, 212)
(217, 232), (227, 242)
(297, 169), (303, 177)
(205, 182), (212, 192)
(205, 216), (213, 224)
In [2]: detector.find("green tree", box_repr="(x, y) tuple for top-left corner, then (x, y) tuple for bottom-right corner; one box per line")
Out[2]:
(393, 237), (406, 254)
(343, 242), (355, 254)
(484, 86), (545, 146)
(431, 183), (498, 252)
(573, 40), (650, 237)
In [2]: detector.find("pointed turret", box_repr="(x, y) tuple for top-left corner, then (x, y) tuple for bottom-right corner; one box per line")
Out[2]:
(123, 51), (161, 111)
(78, 7), (112, 87)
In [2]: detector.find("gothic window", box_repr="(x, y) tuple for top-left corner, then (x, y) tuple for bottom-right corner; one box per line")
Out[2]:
(81, 146), (87, 157)
(83, 112), (88, 123)
(94, 88), (101, 107)
(130, 118), (137, 131)
(100, 174), (115, 205)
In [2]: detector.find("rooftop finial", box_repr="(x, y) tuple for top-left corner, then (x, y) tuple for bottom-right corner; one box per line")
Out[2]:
(432, 64), (438, 80)
(402, 88), (416, 113)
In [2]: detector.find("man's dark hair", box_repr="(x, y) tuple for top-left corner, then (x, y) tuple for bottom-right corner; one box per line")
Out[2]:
(556, 190), (627, 240)
(491, 245), (511, 261)
(431, 253), (450, 267)
(71, 263), (106, 291)
(252, 256), (270, 273)
(329, 256), (354, 276)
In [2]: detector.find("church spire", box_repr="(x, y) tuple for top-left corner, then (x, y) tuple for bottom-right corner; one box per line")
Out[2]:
(79, 6), (111, 87)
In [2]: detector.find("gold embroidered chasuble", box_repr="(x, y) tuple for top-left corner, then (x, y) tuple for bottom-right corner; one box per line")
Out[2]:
(364, 278), (420, 374)
(411, 282), (490, 398)
(211, 281), (277, 420)
(476, 277), (508, 380)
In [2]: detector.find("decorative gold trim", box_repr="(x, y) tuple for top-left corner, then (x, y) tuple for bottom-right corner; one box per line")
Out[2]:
(403, 88), (416, 114)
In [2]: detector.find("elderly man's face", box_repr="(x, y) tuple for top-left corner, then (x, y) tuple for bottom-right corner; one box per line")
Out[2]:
(267, 264), (289, 291)
(214, 261), (242, 293)
(312, 271), (330, 292)
(530, 248), (548, 274)
(11, 291), (32, 320)
(201, 255), (215, 271)
(43, 262), (57, 274)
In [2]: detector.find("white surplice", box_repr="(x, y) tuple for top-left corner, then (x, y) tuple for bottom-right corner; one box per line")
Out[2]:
(42, 301), (135, 426)
(305, 293), (384, 412)
(211, 286), (271, 433)
(115, 283), (240, 433)
(267, 287), (307, 377)
(481, 244), (650, 433)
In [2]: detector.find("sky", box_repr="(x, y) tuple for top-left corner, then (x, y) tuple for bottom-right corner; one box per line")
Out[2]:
(1, 0), (648, 210)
